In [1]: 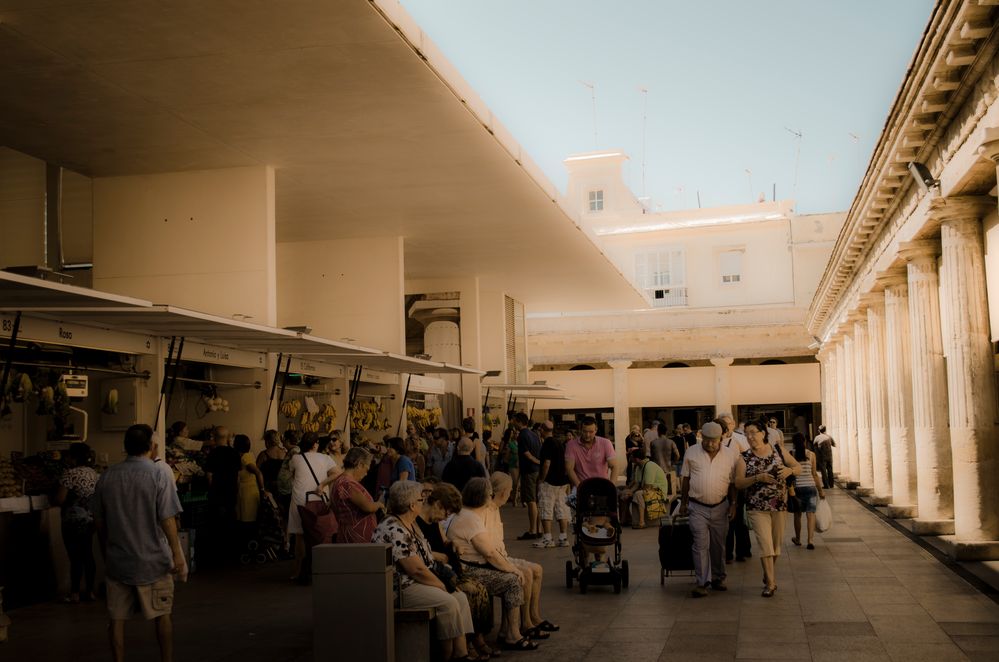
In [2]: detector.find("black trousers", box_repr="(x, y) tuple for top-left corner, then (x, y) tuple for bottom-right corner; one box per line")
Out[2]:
(725, 492), (752, 560)
(819, 458), (834, 489)
(62, 523), (96, 595)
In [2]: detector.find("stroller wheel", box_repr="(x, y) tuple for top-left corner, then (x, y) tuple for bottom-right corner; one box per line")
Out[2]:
(613, 578), (621, 594)
(255, 553), (268, 564)
(565, 561), (574, 589)
(621, 560), (630, 589)
(239, 553), (252, 565)
(247, 539), (259, 551)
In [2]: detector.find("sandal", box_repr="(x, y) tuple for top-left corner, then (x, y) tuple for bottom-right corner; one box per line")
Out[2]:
(791, 537), (801, 546)
(534, 620), (560, 632)
(475, 642), (501, 658)
(525, 627), (550, 640)
(500, 637), (539, 651)
(761, 585), (777, 598)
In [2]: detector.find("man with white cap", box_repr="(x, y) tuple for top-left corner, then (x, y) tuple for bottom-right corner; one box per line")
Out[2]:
(678, 421), (740, 597)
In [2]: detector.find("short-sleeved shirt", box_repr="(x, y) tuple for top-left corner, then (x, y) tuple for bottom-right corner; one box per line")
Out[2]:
(91, 456), (183, 585)
(441, 455), (486, 493)
(331, 473), (377, 544)
(290, 452), (336, 506)
(725, 432), (750, 453)
(813, 433), (834, 460)
(540, 437), (568, 486)
(743, 446), (788, 512)
(445, 507), (489, 565)
(371, 515), (434, 591)
(565, 437), (615, 483)
(483, 503), (508, 557)
(650, 436), (678, 470)
(681, 443), (739, 505)
(60, 465), (99, 527)
(634, 460), (670, 495)
(517, 428), (542, 474)
(392, 455), (417, 483)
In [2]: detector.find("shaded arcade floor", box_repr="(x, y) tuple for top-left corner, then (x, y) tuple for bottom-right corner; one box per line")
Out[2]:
(4, 489), (999, 661)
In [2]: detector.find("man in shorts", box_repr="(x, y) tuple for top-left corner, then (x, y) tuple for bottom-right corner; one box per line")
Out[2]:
(533, 421), (570, 548)
(93, 424), (187, 662)
(512, 412), (543, 540)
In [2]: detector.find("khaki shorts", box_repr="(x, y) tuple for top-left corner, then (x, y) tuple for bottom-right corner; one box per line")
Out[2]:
(106, 575), (174, 621)
(538, 482), (569, 521)
(748, 510), (786, 558)
(520, 472), (539, 504)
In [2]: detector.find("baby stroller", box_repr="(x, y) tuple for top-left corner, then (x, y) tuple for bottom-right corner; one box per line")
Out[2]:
(240, 493), (285, 565)
(564, 477), (629, 594)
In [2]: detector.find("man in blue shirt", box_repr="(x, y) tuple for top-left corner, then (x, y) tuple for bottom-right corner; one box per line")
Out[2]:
(512, 412), (543, 540)
(92, 424), (185, 662)
(387, 437), (417, 483)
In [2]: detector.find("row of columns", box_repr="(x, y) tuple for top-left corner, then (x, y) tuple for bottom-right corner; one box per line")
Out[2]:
(819, 195), (999, 545)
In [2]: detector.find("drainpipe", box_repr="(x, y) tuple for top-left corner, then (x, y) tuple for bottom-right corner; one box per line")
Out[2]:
(45, 164), (92, 272)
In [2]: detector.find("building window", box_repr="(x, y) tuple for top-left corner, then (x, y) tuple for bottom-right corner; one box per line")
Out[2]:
(588, 190), (604, 212)
(635, 248), (686, 308)
(720, 250), (743, 284)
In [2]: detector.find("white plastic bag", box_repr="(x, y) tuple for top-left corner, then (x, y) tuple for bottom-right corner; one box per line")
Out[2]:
(816, 499), (832, 532)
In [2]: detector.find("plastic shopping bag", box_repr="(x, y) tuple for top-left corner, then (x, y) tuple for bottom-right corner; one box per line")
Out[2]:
(816, 499), (833, 533)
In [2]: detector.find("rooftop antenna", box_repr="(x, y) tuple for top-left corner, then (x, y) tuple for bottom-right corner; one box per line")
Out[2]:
(785, 126), (803, 201)
(579, 80), (597, 149)
(639, 85), (649, 197)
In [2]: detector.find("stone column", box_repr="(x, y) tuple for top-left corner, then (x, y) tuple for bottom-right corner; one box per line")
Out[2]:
(841, 331), (860, 484)
(900, 239), (954, 532)
(934, 196), (999, 544)
(819, 346), (837, 454)
(608, 360), (632, 481)
(862, 293), (892, 503)
(880, 274), (918, 517)
(710, 357), (734, 418)
(832, 339), (848, 477)
(852, 315), (875, 491)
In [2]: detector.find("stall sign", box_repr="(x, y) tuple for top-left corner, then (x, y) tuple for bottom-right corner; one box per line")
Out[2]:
(288, 358), (344, 379)
(59, 374), (89, 398)
(361, 369), (398, 385)
(0, 314), (156, 355)
(408, 375), (445, 395)
(182, 341), (265, 369)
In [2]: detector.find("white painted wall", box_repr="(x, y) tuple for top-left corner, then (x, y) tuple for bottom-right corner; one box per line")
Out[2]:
(0, 148), (46, 268)
(279, 236), (405, 353)
(93, 166), (277, 324)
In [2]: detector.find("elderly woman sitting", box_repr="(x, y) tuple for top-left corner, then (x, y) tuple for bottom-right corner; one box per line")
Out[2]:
(446, 478), (538, 651)
(372, 481), (475, 660)
(486, 472), (559, 639)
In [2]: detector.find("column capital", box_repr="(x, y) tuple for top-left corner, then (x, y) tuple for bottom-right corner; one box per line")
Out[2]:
(709, 357), (734, 367)
(847, 309), (868, 324)
(859, 292), (885, 311)
(976, 126), (999, 163)
(875, 269), (908, 290)
(607, 360), (632, 370)
(898, 239), (940, 263)
(926, 195), (993, 227)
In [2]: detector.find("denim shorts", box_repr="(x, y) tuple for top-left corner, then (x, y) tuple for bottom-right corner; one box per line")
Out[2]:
(796, 486), (818, 513)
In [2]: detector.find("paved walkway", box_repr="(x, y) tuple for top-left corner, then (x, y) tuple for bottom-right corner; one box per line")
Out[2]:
(4, 488), (999, 661)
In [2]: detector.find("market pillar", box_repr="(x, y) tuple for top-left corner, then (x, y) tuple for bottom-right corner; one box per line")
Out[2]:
(608, 360), (632, 481)
(880, 273), (918, 518)
(900, 239), (954, 532)
(831, 338), (848, 477)
(839, 333), (860, 484)
(934, 196), (999, 544)
(710, 357), (734, 418)
(862, 293), (892, 504)
(851, 315), (874, 492)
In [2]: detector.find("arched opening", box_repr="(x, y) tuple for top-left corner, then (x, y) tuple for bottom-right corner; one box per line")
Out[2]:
(663, 362), (690, 368)
(760, 359), (787, 365)
(569, 364), (596, 371)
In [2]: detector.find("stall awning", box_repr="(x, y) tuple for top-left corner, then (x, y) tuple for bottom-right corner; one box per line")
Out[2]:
(0, 271), (151, 309)
(0, 274), (482, 375)
(481, 382), (564, 393)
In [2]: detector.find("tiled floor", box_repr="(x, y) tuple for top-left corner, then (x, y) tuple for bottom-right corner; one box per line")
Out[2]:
(4, 488), (999, 661)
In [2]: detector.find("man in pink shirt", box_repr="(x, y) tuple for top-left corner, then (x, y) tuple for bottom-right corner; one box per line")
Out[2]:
(565, 417), (617, 487)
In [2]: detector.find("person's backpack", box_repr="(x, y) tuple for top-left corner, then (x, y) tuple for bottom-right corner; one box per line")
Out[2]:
(277, 448), (298, 496)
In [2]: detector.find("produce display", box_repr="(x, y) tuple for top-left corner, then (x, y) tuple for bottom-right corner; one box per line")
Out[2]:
(0, 459), (22, 498)
(165, 443), (206, 484)
(350, 401), (391, 431)
(281, 399), (337, 433)
(13, 452), (64, 495)
(406, 405), (442, 431)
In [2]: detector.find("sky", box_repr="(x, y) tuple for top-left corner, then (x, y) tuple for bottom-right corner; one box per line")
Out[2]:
(399, 0), (935, 215)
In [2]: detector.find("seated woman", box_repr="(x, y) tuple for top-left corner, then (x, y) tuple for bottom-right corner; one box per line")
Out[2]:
(417, 480), (497, 659)
(485, 472), (559, 640)
(372, 481), (475, 661)
(331, 447), (385, 543)
(446, 478), (538, 651)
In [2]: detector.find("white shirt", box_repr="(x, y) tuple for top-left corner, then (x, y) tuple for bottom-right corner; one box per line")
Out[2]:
(725, 432), (750, 453)
(290, 451), (336, 506)
(643, 428), (659, 453)
(681, 443), (739, 505)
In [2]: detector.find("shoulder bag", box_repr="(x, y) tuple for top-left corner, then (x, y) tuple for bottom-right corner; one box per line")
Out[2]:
(639, 462), (668, 521)
(297, 453), (338, 546)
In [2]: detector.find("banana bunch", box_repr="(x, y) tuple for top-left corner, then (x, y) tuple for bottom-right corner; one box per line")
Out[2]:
(349, 401), (387, 431)
(279, 400), (302, 419)
(406, 406), (443, 430)
(3, 372), (33, 403)
(297, 403), (338, 434)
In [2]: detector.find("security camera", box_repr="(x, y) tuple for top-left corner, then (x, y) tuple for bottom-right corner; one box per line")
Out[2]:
(907, 162), (938, 193)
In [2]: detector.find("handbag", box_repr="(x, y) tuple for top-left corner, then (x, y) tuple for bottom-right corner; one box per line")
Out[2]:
(297, 454), (338, 546)
(638, 462), (668, 520)
(431, 560), (459, 593)
(816, 499), (833, 532)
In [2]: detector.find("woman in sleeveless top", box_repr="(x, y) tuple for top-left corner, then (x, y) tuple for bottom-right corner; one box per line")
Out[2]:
(790, 432), (825, 550)
(735, 419), (801, 597)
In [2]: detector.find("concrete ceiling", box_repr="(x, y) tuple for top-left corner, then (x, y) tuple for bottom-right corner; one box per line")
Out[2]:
(0, 0), (645, 312)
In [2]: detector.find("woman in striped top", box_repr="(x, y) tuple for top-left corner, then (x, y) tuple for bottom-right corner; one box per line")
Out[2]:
(790, 433), (825, 550)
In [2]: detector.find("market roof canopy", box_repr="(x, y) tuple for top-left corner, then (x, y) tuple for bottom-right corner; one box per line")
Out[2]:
(0, 271), (151, 309)
(482, 383), (565, 392)
(0, 0), (645, 312)
(317, 352), (483, 376)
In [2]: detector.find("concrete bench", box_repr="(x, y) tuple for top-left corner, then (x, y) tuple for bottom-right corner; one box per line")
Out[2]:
(394, 607), (436, 662)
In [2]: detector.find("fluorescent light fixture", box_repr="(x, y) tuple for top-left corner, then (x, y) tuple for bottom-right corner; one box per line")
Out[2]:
(594, 211), (786, 236)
